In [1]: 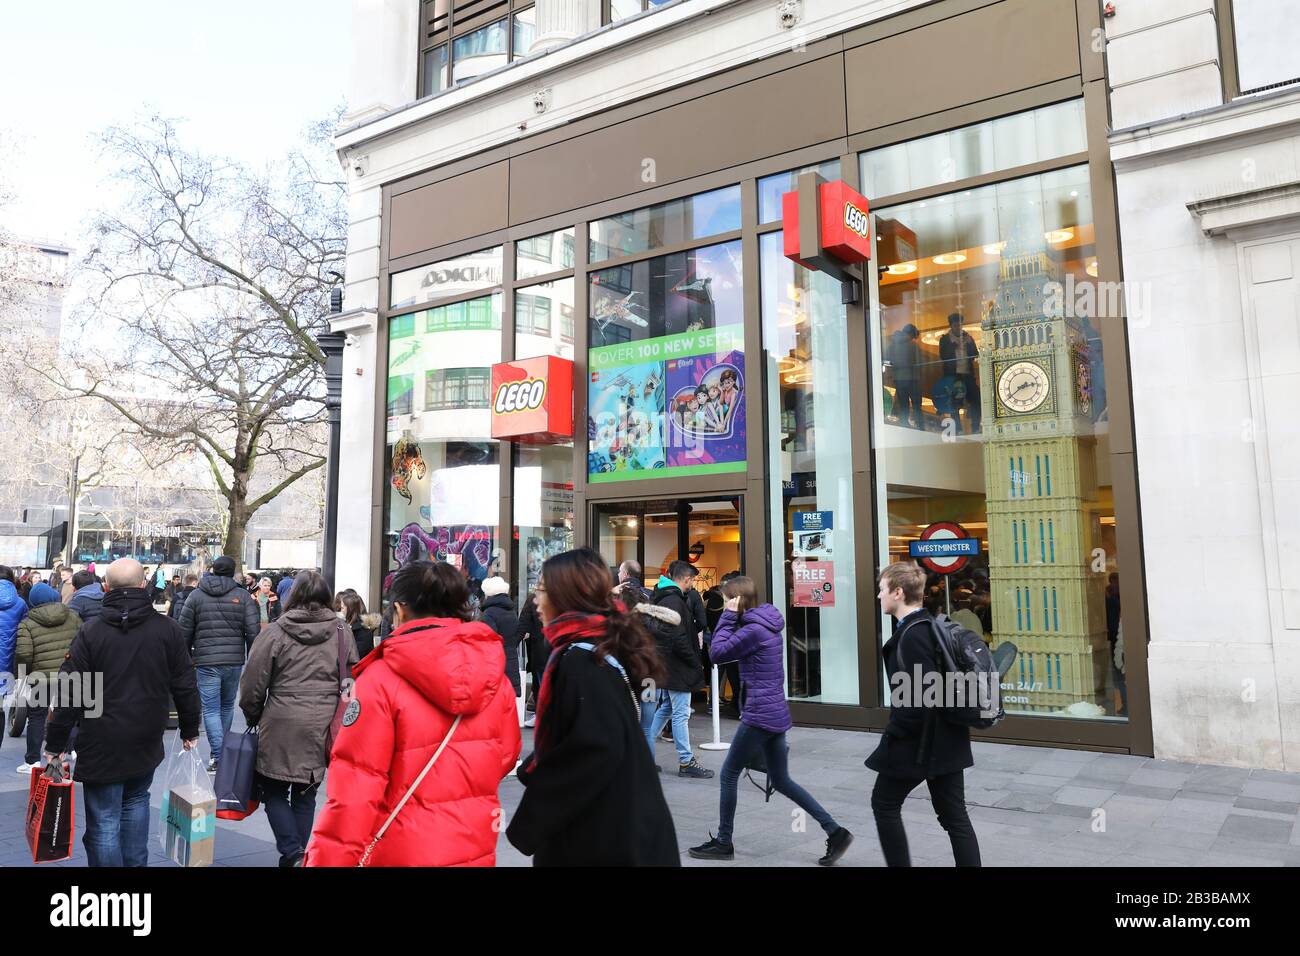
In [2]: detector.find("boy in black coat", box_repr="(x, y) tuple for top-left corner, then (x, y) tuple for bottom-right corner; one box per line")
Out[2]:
(867, 561), (981, 866)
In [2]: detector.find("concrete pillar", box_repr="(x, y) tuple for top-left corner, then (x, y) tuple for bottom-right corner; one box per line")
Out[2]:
(531, 0), (601, 54)
(346, 0), (421, 126)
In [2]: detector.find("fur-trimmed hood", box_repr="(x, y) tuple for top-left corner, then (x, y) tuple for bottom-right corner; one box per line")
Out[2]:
(360, 613), (382, 630)
(633, 602), (681, 626)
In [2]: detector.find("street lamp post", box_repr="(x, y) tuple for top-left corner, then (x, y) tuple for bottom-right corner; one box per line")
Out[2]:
(318, 330), (346, 587)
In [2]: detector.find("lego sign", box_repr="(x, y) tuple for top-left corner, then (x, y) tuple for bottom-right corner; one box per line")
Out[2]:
(782, 175), (872, 275)
(490, 355), (574, 444)
(792, 560), (835, 608)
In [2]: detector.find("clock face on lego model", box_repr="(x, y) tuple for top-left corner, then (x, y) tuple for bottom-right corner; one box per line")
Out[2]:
(998, 360), (1050, 413)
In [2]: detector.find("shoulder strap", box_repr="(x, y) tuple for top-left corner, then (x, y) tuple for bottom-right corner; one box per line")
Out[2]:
(334, 621), (350, 688)
(571, 642), (639, 715)
(358, 713), (462, 867)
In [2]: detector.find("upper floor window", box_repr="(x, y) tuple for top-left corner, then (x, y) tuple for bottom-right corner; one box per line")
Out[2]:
(588, 186), (742, 264)
(1230, 0), (1300, 93)
(390, 245), (504, 311)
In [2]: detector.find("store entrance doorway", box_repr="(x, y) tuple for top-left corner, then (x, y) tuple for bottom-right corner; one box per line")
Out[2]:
(592, 497), (743, 594)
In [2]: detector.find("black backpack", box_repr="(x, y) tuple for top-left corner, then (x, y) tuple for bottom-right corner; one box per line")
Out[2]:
(929, 614), (1004, 729)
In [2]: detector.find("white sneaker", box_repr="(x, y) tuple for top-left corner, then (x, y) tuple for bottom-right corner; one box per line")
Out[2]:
(16, 761), (41, 775)
(523, 715), (536, 728)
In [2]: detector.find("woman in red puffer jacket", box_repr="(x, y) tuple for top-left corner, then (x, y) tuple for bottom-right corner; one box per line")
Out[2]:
(304, 561), (521, 867)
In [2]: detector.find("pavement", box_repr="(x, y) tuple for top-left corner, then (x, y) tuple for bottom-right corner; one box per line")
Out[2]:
(3, 716), (1299, 867)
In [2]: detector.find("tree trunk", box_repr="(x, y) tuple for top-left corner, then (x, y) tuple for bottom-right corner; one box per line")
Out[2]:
(224, 501), (248, 573)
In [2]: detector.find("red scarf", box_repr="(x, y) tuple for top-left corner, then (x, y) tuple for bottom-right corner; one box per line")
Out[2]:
(524, 612), (608, 771)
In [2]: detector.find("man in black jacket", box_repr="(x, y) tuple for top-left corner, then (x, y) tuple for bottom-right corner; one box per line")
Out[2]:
(45, 558), (201, 867)
(479, 576), (522, 697)
(178, 556), (258, 773)
(647, 560), (712, 779)
(169, 573), (198, 621)
(866, 562), (980, 867)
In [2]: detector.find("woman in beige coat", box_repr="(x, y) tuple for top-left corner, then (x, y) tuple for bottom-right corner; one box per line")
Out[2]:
(238, 570), (358, 866)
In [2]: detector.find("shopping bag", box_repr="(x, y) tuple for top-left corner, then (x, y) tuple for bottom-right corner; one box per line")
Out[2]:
(216, 800), (260, 822)
(158, 744), (216, 867)
(26, 761), (75, 863)
(213, 726), (258, 814)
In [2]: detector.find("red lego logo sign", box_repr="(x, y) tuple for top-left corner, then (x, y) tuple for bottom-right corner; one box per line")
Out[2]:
(782, 178), (871, 269)
(490, 355), (574, 444)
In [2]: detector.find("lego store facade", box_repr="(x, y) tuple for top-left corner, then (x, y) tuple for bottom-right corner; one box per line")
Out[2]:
(337, 0), (1151, 755)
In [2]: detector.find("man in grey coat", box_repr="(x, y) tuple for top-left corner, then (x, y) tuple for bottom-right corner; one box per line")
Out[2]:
(179, 556), (259, 773)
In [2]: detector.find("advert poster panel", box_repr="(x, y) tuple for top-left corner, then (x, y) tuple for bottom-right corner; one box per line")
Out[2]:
(792, 560), (835, 608)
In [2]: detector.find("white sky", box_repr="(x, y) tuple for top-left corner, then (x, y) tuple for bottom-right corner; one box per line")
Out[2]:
(0, 0), (352, 246)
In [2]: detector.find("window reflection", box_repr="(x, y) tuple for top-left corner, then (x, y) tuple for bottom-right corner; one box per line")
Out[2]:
(757, 159), (841, 224)
(589, 186), (741, 264)
(872, 164), (1123, 720)
(390, 246), (503, 311)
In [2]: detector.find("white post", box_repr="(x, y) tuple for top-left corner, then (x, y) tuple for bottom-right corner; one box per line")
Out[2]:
(698, 665), (729, 751)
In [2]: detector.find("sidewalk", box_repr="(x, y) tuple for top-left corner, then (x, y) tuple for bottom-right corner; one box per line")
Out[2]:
(3, 718), (1298, 867)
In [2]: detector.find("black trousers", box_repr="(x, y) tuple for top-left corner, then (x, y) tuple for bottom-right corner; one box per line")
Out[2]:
(258, 774), (320, 862)
(870, 770), (981, 867)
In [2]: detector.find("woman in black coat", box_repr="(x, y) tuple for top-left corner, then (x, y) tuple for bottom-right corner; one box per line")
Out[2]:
(506, 548), (679, 867)
(479, 576), (522, 696)
(334, 590), (379, 659)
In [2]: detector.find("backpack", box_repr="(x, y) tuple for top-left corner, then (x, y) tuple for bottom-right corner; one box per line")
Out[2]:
(929, 614), (1003, 729)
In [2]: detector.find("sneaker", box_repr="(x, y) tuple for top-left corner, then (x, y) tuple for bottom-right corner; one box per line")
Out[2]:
(688, 834), (734, 860)
(523, 715), (536, 728)
(818, 827), (853, 866)
(678, 758), (714, 779)
(655, 765), (663, 774)
(206, 760), (218, 775)
(16, 761), (41, 775)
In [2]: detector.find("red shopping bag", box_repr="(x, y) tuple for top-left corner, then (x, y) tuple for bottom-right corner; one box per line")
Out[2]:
(25, 762), (75, 863)
(216, 801), (260, 821)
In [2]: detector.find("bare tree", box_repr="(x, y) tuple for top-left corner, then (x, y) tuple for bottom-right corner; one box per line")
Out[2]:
(28, 115), (346, 568)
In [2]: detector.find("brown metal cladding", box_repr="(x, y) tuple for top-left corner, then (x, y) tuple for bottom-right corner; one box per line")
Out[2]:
(388, 160), (510, 261)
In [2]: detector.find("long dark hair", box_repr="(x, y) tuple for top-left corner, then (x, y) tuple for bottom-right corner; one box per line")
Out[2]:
(540, 548), (663, 687)
(334, 590), (367, 625)
(388, 560), (472, 622)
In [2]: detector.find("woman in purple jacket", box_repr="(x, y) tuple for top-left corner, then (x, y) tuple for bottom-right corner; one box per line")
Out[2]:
(688, 576), (853, 865)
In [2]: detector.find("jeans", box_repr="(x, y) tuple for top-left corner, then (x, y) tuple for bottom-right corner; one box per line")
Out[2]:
(83, 770), (155, 867)
(196, 665), (242, 766)
(25, 705), (49, 765)
(893, 380), (922, 428)
(717, 722), (837, 845)
(870, 770), (981, 867)
(259, 774), (319, 861)
(642, 689), (693, 764)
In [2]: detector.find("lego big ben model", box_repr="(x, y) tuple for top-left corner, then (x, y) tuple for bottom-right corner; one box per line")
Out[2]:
(979, 235), (1109, 715)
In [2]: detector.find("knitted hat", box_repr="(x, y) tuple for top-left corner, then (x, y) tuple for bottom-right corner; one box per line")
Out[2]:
(211, 556), (237, 577)
(28, 582), (60, 607)
(481, 576), (510, 599)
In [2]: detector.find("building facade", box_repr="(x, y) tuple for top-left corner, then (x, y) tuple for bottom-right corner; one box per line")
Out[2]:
(1105, 0), (1300, 770)
(327, 0), (1294, 765)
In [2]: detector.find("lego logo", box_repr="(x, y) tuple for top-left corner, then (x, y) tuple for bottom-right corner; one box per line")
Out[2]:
(844, 203), (869, 238)
(494, 378), (546, 414)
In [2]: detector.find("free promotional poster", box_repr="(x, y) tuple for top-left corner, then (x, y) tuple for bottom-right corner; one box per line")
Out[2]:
(587, 241), (746, 482)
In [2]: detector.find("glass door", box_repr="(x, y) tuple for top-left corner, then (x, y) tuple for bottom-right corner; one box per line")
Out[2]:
(591, 497), (743, 589)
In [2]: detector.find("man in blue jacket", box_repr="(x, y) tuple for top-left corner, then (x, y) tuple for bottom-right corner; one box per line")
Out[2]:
(275, 570), (295, 605)
(0, 565), (29, 685)
(66, 570), (105, 626)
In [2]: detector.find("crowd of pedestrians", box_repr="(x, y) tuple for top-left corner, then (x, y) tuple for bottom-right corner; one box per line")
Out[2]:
(4, 547), (983, 869)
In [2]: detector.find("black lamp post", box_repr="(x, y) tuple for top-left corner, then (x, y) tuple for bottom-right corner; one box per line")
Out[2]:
(318, 280), (346, 587)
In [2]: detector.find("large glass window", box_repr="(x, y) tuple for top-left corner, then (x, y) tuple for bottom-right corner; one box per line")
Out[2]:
(757, 159), (842, 224)
(762, 233), (860, 705)
(421, 45), (449, 97)
(587, 240), (745, 482)
(871, 164), (1123, 721)
(384, 291), (503, 589)
(452, 19), (509, 81)
(515, 278), (575, 360)
(861, 100), (1086, 199)
(589, 186), (741, 263)
(1232, 0), (1300, 92)
(516, 227), (575, 279)
(512, 7), (536, 59)
(390, 246), (504, 311)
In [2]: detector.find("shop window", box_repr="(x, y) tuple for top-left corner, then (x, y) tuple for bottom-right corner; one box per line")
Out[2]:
(390, 246), (503, 311)
(516, 227), (575, 279)
(384, 292), (503, 588)
(587, 239), (744, 482)
(588, 186), (741, 264)
(1231, 0), (1300, 92)
(425, 367), (492, 410)
(516, 278), (575, 360)
(871, 164), (1124, 721)
(861, 100), (1086, 199)
(761, 232), (860, 705)
(513, 443), (575, 604)
(757, 159), (842, 224)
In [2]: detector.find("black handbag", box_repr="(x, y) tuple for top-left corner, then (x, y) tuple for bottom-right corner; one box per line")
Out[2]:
(213, 725), (259, 814)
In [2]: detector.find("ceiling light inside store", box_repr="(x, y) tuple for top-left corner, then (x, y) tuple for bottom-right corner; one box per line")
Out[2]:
(1045, 229), (1074, 243)
(786, 371), (814, 384)
(982, 242), (1007, 255)
(887, 262), (918, 276)
(933, 253), (967, 265)
(1086, 259), (1099, 277)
